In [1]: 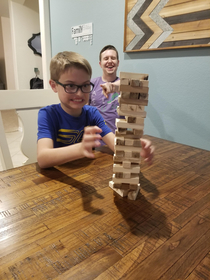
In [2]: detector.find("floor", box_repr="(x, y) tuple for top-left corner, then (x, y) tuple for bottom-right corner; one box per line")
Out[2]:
(0, 129), (27, 172)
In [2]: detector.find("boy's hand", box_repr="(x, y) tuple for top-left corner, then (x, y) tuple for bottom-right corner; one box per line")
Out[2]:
(140, 138), (155, 165)
(82, 126), (102, 158)
(100, 82), (119, 98)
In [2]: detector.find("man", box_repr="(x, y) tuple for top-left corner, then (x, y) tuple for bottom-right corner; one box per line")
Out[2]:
(89, 45), (120, 133)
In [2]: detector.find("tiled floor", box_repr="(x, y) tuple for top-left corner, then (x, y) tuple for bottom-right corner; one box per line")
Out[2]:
(0, 129), (28, 171)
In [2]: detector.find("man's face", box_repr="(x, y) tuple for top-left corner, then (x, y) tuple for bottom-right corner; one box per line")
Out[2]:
(99, 49), (119, 77)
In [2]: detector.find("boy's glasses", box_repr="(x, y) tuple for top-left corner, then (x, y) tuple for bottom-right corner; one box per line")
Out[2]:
(55, 81), (94, 93)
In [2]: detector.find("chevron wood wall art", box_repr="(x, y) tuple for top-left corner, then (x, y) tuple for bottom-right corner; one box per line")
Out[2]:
(124, 0), (210, 52)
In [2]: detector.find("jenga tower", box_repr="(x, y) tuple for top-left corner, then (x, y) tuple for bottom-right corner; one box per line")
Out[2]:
(109, 72), (149, 200)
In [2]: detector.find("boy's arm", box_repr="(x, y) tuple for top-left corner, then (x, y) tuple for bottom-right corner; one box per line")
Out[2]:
(37, 126), (102, 168)
(102, 132), (115, 151)
(100, 80), (120, 98)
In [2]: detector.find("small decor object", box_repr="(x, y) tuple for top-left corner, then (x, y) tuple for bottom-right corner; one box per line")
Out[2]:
(71, 23), (93, 45)
(109, 72), (149, 200)
(28, 33), (42, 56)
(124, 0), (210, 52)
(30, 68), (43, 89)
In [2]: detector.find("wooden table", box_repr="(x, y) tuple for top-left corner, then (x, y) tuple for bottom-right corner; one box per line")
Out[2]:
(0, 136), (210, 280)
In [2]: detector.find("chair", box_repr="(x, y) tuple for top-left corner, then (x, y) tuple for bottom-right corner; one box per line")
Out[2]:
(0, 89), (59, 170)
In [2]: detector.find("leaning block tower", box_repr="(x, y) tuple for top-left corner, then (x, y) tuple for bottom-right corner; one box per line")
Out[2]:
(109, 71), (149, 200)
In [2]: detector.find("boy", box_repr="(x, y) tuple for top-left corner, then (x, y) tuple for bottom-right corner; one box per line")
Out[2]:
(37, 51), (154, 168)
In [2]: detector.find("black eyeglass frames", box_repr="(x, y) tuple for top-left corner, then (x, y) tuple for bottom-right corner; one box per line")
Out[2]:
(55, 81), (94, 93)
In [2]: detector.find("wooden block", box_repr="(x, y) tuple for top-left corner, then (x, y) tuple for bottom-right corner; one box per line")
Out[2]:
(139, 93), (148, 100)
(125, 116), (144, 125)
(115, 144), (141, 153)
(115, 172), (123, 178)
(119, 84), (149, 94)
(139, 80), (149, 87)
(123, 172), (131, 179)
(127, 104), (137, 111)
(136, 105), (145, 112)
(132, 151), (140, 158)
(115, 137), (125, 146)
(115, 129), (143, 139)
(133, 129), (143, 136)
(120, 103), (128, 110)
(120, 78), (130, 85)
(120, 72), (148, 81)
(119, 96), (148, 106)
(117, 128), (127, 134)
(126, 116), (136, 123)
(133, 140), (141, 147)
(114, 183), (130, 190)
(135, 117), (144, 125)
(121, 92), (130, 99)
(109, 181), (129, 197)
(123, 160), (131, 168)
(124, 151), (132, 158)
(117, 107), (146, 118)
(129, 184), (139, 191)
(127, 184), (140, 200)
(115, 150), (124, 157)
(130, 79), (140, 87)
(112, 174), (139, 184)
(116, 119), (144, 130)
(114, 155), (141, 164)
(130, 92), (139, 99)
(125, 139), (134, 146)
(113, 163), (140, 173)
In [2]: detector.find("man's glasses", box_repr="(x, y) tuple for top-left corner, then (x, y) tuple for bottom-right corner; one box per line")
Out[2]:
(55, 81), (94, 93)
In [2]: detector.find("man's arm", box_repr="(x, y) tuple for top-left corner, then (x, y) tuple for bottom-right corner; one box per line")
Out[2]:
(100, 80), (120, 98)
(37, 126), (102, 168)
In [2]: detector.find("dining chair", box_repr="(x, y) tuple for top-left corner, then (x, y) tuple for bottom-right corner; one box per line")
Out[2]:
(0, 89), (59, 170)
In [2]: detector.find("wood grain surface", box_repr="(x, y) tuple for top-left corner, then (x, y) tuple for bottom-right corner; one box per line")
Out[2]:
(0, 136), (210, 279)
(124, 0), (210, 52)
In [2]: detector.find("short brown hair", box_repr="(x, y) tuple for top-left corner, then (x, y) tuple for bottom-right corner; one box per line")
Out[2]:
(50, 51), (92, 81)
(99, 45), (119, 61)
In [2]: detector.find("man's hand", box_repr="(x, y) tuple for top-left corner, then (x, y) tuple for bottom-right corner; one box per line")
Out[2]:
(140, 138), (155, 165)
(100, 82), (119, 98)
(81, 126), (102, 158)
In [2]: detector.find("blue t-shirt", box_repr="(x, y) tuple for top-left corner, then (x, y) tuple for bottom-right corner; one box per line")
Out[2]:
(37, 104), (111, 148)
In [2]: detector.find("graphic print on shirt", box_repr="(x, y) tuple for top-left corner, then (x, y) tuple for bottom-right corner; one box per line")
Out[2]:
(107, 92), (119, 105)
(57, 129), (84, 144)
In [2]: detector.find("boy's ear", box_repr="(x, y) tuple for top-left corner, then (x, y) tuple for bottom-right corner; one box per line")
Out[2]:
(49, 79), (58, 92)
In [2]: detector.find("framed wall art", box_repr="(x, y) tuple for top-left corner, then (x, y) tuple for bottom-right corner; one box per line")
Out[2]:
(124, 0), (210, 52)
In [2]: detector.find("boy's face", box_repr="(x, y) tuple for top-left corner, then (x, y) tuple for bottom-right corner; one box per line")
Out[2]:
(99, 49), (119, 77)
(50, 67), (91, 117)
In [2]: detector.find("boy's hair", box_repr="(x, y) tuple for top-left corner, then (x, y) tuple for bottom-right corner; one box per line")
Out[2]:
(50, 51), (92, 81)
(99, 45), (119, 61)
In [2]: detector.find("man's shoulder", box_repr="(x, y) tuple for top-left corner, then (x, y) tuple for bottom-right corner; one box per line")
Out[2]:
(91, 76), (102, 84)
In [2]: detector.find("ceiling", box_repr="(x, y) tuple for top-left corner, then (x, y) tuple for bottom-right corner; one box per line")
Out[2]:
(0, 0), (9, 18)
(0, 0), (39, 18)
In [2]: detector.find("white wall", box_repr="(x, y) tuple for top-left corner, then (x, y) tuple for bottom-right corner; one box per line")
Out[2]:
(1, 17), (16, 89)
(9, 0), (42, 89)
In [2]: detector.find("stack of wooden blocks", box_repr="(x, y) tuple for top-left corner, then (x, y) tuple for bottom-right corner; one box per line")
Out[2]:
(109, 71), (149, 200)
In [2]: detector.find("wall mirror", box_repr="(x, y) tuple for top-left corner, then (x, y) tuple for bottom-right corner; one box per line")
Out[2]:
(28, 32), (42, 56)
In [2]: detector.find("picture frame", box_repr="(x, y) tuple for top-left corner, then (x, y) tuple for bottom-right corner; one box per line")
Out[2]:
(28, 32), (42, 56)
(124, 0), (210, 52)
